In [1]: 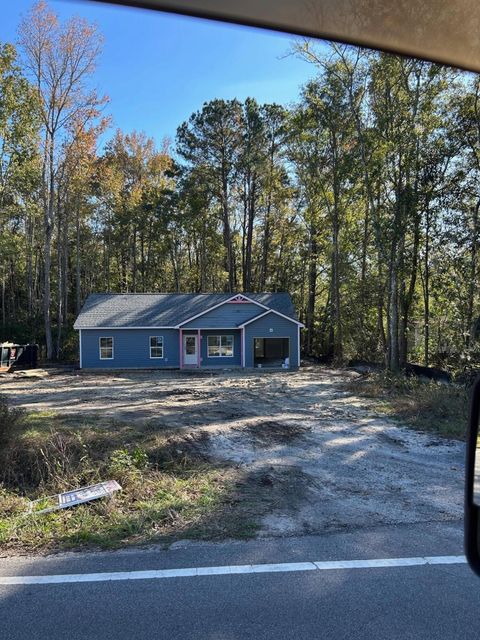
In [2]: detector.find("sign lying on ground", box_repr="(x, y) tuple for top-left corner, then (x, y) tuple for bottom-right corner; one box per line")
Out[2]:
(29, 480), (122, 515)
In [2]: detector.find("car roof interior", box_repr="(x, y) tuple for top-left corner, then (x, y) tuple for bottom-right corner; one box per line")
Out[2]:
(92, 0), (480, 72)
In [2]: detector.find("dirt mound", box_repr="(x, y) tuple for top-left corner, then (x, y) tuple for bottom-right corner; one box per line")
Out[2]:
(236, 420), (311, 445)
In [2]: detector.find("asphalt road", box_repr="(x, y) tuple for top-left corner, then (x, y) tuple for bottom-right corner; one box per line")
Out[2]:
(0, 521), (477, 640)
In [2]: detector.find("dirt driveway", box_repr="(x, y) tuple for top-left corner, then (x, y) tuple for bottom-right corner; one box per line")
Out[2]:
(1, 366), (464, 537)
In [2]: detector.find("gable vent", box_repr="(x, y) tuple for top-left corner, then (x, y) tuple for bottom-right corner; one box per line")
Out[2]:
(228, 295), (250, 304)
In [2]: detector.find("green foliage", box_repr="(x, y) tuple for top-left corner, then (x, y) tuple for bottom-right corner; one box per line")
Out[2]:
(109, 447), (149, 475)
(0, 411), (262, 552)
(1, 12), (480, 369)
(0, 398), (25, 455)
(346, 371), (469, 439)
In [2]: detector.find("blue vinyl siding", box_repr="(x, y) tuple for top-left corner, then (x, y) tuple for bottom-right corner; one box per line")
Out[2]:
(81, 329), (179, 369)
(200, 330), (241, 366)
(181, 302), (263, 329)
(79, 310), (300, 369)
(243, 313), (299, 368)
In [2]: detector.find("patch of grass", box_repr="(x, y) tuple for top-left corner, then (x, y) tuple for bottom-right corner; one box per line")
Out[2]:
(0, 398), (26, 450)
(0, 408), (265, 553)
(0, 466), (255, 552)
(345, 371), (469, 440)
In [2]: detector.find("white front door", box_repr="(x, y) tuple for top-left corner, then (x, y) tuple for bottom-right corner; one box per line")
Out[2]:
(183, 334), (198, 366)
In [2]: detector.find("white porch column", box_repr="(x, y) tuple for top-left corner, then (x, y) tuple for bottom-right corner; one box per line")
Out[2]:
(179, 328), (183, 369)
(197, 329), (201, 368)
(241, 327), (245, 368)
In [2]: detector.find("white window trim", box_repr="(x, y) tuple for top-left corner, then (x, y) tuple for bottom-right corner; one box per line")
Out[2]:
(149, 335), (164, 359)
(207, 335), (234, 358)
(99, 336), (114, 360)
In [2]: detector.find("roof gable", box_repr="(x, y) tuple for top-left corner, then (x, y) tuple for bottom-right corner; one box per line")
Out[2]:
(176, 294), (267, 327)
(179, 301), (264, 329)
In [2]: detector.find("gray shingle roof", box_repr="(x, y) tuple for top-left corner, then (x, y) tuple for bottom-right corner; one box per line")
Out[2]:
(74, 293), (298, 329)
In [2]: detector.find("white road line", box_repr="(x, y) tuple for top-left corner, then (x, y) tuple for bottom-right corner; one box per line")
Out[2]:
(0, 555), (467, 586)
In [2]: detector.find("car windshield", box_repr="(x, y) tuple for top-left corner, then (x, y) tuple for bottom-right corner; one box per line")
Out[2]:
(0, 1), (477, 637)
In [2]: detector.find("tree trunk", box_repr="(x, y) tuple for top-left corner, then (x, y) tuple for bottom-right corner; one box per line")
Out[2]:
(423, 205), (430, 366)
(331, 205), (342, 362)
(75, 202), (82, 314)
(467, 197), (480, 347)
(244, 178), (256, 291)
(221, 191), (235, 292)
(306, 227), (317, 356)
(43, 141), (55, 360)
(388, 260), (400, 371)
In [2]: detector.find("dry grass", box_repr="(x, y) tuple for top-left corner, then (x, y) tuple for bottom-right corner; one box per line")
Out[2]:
(0, 410), (268, 553)
(344, 372), (469, 440)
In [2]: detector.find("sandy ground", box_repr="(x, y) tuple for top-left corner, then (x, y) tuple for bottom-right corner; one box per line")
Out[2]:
(0, 366), (464, 537)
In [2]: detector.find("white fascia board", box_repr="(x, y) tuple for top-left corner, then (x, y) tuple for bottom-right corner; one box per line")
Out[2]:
(74, 326), (176, 330)
(184, 327), (238, 330)
(239, 309), (305, 328)
(175, 295), (269, 328)
(74, 325), (245, 330)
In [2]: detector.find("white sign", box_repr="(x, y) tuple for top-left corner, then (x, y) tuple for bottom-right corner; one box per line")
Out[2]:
(30, 480), (121, 515)
(58, 480), (121, 508)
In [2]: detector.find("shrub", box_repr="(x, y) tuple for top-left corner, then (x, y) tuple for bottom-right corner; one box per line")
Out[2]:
(109, 447), (149, 476)
(2, 429), (93, 493)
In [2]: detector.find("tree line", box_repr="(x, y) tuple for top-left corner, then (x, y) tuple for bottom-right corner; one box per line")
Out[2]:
(1, 1), (480, 371)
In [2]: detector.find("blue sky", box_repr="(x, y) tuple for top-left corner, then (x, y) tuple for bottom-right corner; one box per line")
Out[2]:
(1, 0), (321, 148)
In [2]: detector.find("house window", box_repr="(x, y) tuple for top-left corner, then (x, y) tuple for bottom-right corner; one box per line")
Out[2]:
(99, 337), (113, 359)
(207, 335), (234, 357)
(150, 336), (164, 358)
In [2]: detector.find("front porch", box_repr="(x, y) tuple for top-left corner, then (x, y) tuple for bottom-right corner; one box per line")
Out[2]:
(179, 329), (243, 369)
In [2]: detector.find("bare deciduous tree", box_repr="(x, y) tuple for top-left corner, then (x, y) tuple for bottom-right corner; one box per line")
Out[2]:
(18, 0), (107, 358)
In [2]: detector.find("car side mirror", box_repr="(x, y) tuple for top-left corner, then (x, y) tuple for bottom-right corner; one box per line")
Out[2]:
(465, 375), (480, 575)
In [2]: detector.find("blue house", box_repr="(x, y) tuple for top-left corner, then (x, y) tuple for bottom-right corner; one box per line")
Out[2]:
(74, 293), (303, 370)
